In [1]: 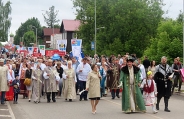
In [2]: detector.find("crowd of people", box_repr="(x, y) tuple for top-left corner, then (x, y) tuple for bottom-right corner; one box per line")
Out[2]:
(0, 52), (183, 115)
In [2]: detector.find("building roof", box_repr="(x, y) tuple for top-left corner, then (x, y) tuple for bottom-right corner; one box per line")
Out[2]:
(61, 19), (80, 32)
(43, 28), (61, 36)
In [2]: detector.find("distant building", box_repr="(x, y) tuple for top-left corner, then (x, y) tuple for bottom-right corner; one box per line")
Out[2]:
(43, 28), (61, 48)
(60, 19), (80, 52)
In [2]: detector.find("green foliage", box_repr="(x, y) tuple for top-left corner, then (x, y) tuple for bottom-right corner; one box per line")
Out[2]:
(0, 0), (11, 42)
(73, 0), (164, 57)
(42, 6), (60, 28)
(14, 17), (42, 45)
(23, 31), (36, 47)
(143, 19), (183, 64)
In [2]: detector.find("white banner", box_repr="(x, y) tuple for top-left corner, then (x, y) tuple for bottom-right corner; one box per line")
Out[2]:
(57, 39), (67, 53)
(71, 39), (82, 60)
(38, 45), (45, 55)
(28, 47), (33, 54)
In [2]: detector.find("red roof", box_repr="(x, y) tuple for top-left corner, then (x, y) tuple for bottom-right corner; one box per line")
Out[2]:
(43, 28), (61, 36)
(62, 19), (80, 31)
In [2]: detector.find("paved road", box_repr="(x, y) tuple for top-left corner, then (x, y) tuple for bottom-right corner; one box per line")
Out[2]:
(1, 89), (184, 119)
(2, 92), (184, 119)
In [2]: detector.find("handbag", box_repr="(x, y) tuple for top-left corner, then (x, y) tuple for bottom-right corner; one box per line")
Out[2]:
(24, 78), (31, 86)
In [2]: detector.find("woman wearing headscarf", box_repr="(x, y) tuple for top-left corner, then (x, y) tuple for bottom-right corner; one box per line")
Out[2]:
(62, 61), (77, 102)
(32, 63), (43, 103)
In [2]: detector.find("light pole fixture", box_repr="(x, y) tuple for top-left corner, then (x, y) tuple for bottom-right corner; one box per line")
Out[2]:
(31, 26), (38, 46)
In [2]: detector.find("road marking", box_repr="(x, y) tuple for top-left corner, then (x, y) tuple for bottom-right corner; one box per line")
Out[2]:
(0, 109), (9, 111)
(103, 98), (164, 119)
(7, 101), (16, 119)
(0, 115), (11, 117)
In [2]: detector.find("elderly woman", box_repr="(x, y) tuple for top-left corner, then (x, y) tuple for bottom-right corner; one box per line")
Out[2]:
(86, 64), (101, 114)
(32, 63), (43, 103)
(62, 61), (77, 102)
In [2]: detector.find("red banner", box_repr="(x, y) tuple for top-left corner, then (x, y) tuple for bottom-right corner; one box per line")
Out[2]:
(33, 53), (41, 57)
(33, 47), (38, 54)
(19, 50), (28, 56)
(45, 50), (65, 57)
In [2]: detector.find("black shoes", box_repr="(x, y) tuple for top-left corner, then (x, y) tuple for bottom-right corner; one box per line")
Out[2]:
(112, 97), (115, 99)
(79, 99), (82, 101)
(116, 95), (120, 98)
(84, 99), (88, 101)
(69, 99), (72, 102)
(164, 108), (171, 112)
(156, 104), (159, 110)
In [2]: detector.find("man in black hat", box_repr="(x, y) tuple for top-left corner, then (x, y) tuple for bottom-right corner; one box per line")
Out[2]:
(119, 56), (146, 113)
(154, 56), (172, 112)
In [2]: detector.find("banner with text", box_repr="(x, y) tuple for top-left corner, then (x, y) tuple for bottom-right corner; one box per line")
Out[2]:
(38, 45), (45, 56)
(57, 39), (67, 55)
(71, 39), (82, 61)
(28, 47), (33, 54)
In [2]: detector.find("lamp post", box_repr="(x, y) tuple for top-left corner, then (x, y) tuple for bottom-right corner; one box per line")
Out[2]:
(95, 0), (97, 55)
(32, 26), (37, 46)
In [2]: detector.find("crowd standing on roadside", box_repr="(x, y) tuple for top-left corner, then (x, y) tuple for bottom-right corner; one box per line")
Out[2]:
(0, 52), (183, 115)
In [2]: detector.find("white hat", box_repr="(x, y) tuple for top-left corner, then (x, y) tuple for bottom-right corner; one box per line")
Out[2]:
(0, 59), (5, 63)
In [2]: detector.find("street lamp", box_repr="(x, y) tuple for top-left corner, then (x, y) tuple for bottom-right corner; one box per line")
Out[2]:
(95, 0), (97, 55)
(31, 26), (37, 46)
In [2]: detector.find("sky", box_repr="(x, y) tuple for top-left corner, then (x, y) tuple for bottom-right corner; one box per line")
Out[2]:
(2, 0), (183, 39)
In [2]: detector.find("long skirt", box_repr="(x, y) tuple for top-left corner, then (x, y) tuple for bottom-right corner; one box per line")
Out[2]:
(5, 82), (13, 101)
(32, 80), (42, 102)
(20, 79), (28, 98)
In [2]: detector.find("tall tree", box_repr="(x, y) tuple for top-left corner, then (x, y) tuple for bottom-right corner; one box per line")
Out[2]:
(144, 19), (183, 64)
(42, 6), (60, 28)
(14, 17), (42, 45)
(0, 0), (12, 42)
(23, 31), (36, 47)
(73, 0), (164, 57)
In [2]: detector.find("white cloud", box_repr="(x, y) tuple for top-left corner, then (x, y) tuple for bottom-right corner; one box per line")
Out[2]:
(2, 0), (182, 39)
(3, 0), (76, 35)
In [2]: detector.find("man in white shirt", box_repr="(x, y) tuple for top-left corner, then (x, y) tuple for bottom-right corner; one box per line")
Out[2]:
(77, 57), (91, 101)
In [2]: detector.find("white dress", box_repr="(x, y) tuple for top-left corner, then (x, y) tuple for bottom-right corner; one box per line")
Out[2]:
(140, 79), (157, 106)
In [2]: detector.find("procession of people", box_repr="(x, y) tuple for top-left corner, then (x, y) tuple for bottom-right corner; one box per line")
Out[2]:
(0, 52), (184, 115)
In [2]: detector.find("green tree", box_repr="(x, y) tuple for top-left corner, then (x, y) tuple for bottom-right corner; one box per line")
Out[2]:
(143, 18), (183, 64)
(42, 6), (60, 28)
(14, 17), (42, 45)
(23, 31), (36, 47)
(73, 0), (164, 57)
(0, 0), (11, 42)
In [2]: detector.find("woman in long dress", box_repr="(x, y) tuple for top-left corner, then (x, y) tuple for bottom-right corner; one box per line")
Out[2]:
(99, 62), (107, 97)
(32, 63), (43, 103)
(19, 63), (27, 98)
(86, 64), (101, 114)
(62, 61), (77, 102)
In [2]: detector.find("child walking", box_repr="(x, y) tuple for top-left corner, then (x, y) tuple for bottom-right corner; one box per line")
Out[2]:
(12, 74), (20, 104)
(140, 71), (158, 114)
